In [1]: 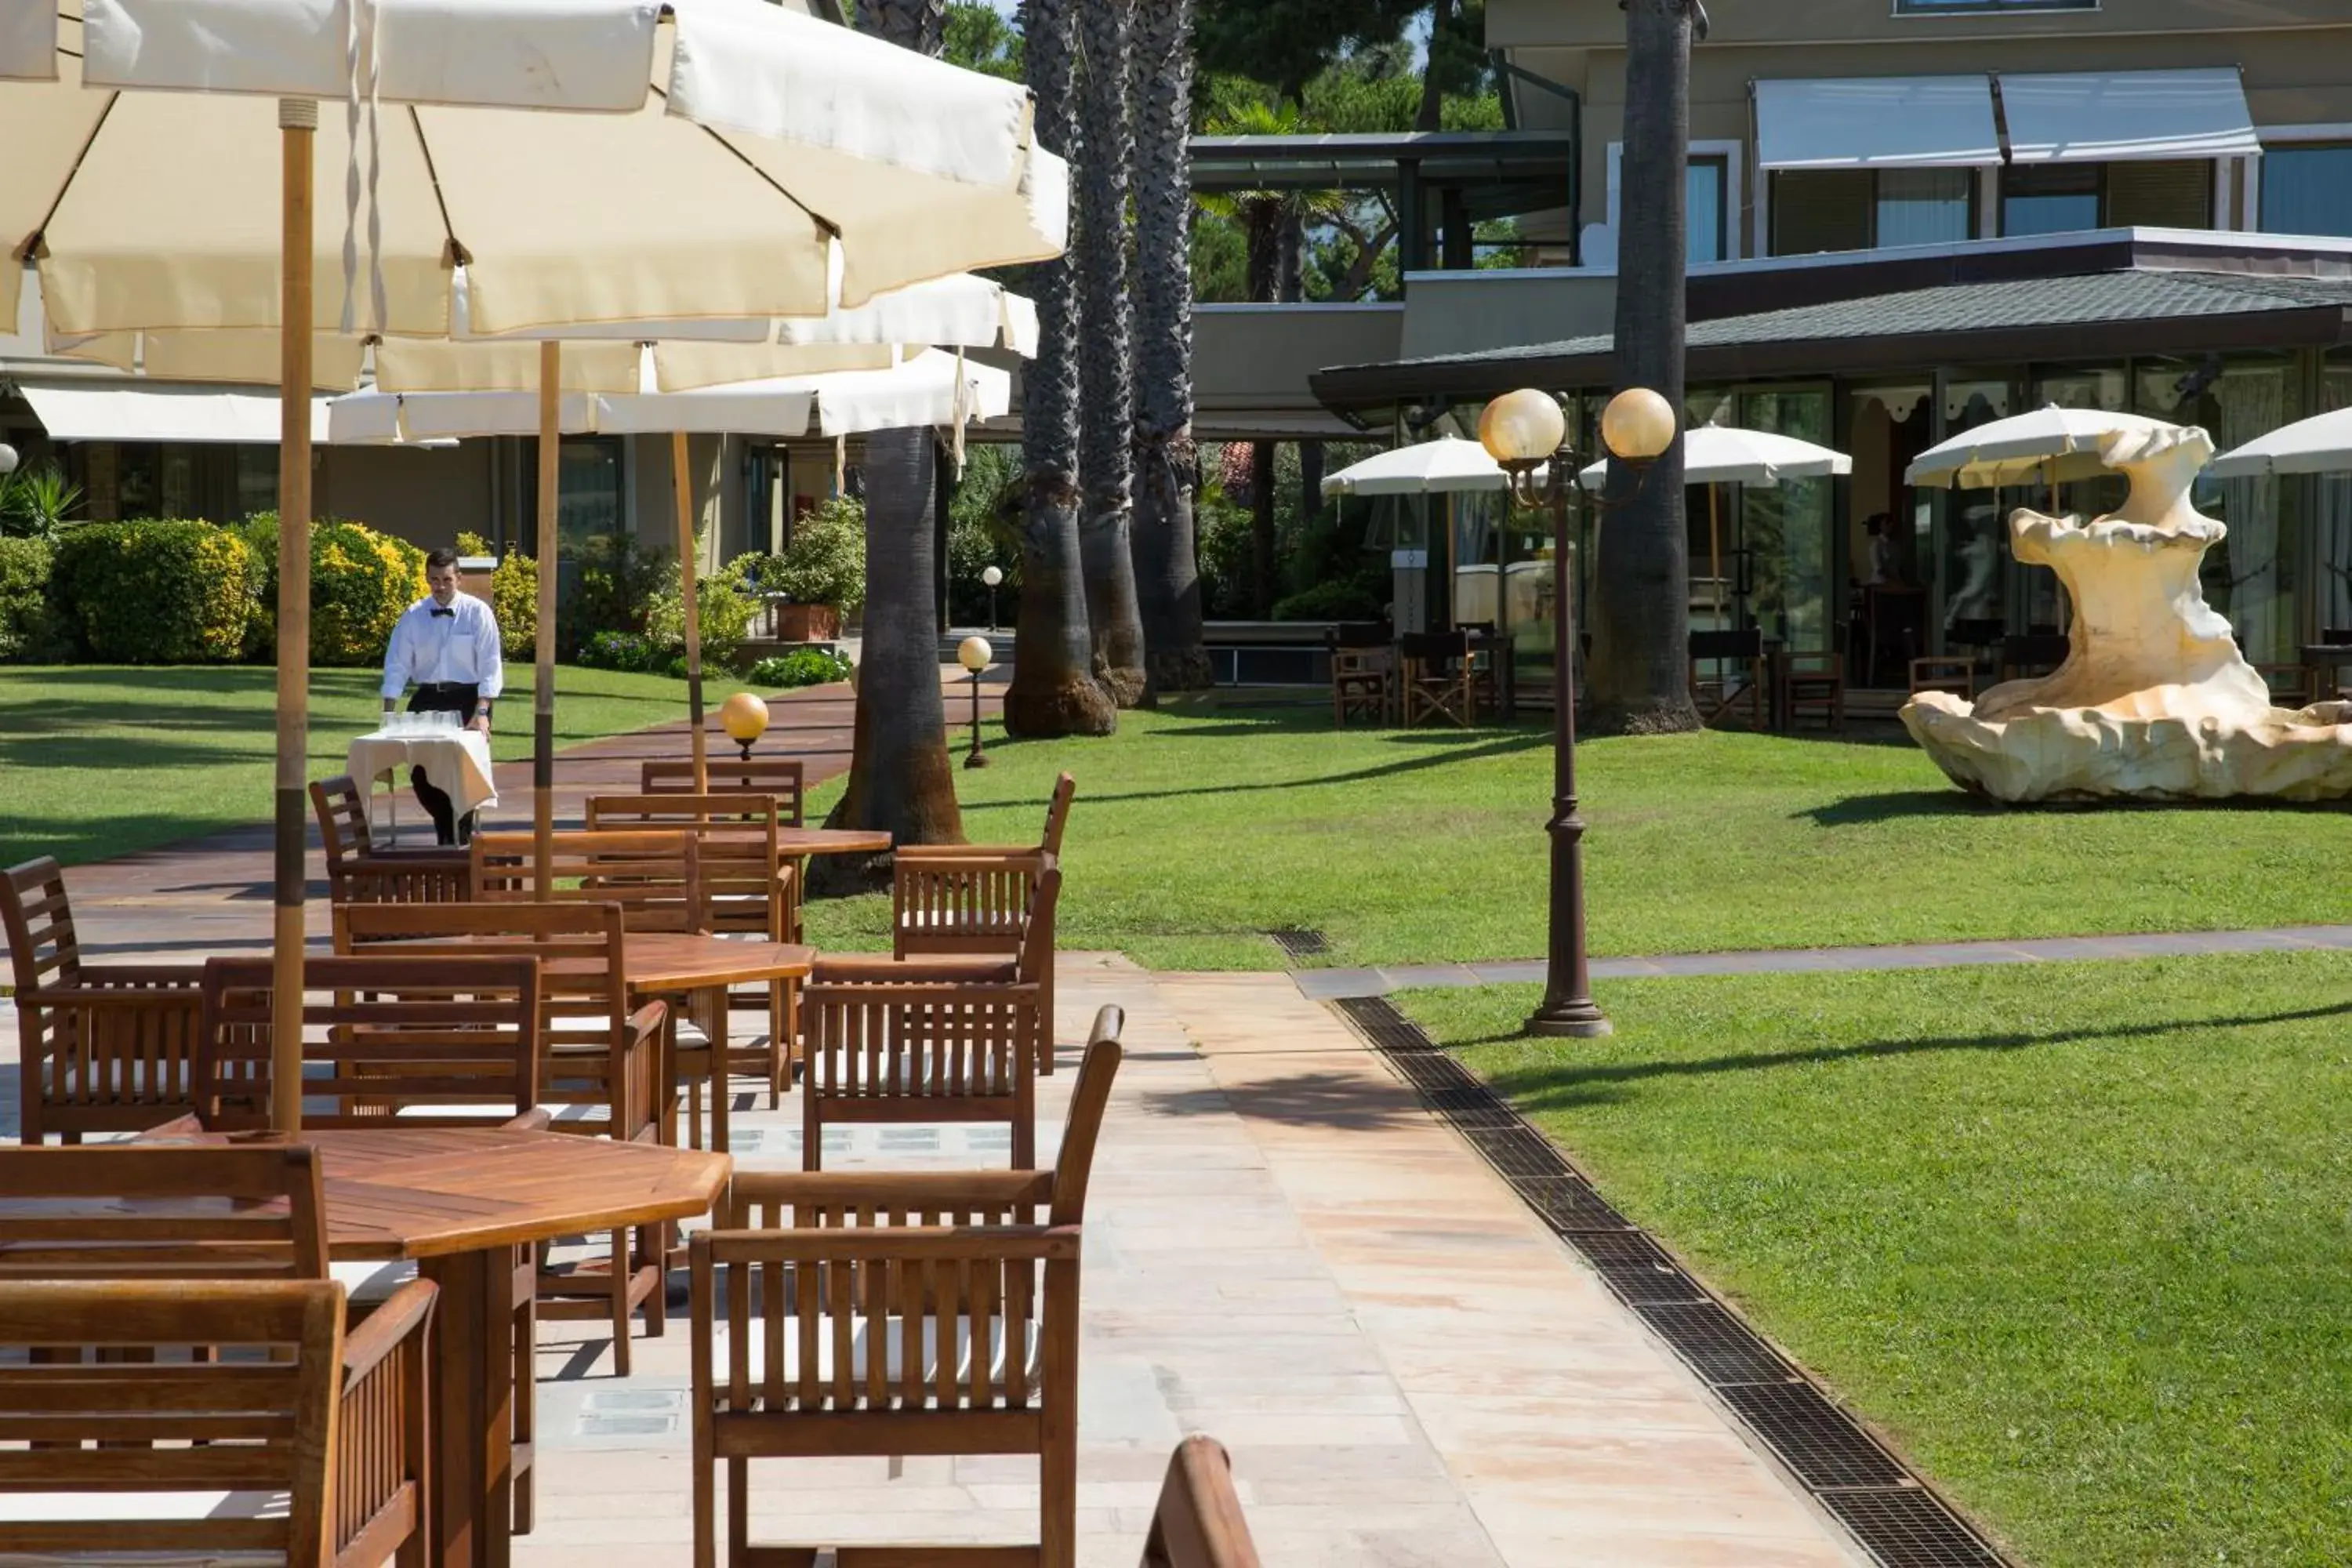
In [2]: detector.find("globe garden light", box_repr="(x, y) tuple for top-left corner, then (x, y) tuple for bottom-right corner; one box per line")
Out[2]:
(0, 445), (17, 477)
(720, 691), (770, 761)
(1478, 388), (1568, 467)
(981, 564), (1004, 630)
(1601, 386), (1677, 463)
(957, 635), (993, 769)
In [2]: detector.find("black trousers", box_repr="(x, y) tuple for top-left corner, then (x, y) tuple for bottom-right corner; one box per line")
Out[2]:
(407, 682), (480, 844)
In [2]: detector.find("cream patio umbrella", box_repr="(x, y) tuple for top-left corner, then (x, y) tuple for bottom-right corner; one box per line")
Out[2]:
(2208, 408), (2352, 478)
(1906, 406), (2180, 493)
(2, 0), (1061, 1131)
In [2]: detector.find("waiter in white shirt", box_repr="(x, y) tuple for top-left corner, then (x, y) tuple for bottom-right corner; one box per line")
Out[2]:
(381, 546), (503, 844)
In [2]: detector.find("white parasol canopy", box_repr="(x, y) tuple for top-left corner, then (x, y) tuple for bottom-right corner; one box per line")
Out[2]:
(2207, 408), (2352, 479)
(1321, 437), (1513, 495)
(1577, 424), (1850, 491)
(1905, 405), (2184, 489)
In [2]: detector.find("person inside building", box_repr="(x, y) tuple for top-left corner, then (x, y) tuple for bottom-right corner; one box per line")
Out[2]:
(380, 546), (503, 844)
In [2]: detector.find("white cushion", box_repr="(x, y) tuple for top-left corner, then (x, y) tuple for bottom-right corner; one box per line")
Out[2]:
(672, 1020), (710, 1049)
(0, 1490), (289, 1565)
(392, 1102), (599, 1123)
(328, 1259), (419, 1304)
(710, 1315), (1040, 1396)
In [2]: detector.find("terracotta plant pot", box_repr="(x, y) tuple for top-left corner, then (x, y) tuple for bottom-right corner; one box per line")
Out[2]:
(774, 603), (840, 643)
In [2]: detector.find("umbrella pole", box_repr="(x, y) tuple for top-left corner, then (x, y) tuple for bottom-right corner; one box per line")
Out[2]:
(673, 430), (707, 790)
(270, 100), (316, 1135)
(534, 342), (561, 895)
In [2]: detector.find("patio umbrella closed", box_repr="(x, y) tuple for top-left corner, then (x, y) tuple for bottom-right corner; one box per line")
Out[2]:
(2208, 408), (2352, 478)
(2, 0), (1062, 1131)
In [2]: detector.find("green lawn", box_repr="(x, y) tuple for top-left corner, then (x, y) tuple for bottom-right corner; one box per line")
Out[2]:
(804, 691), (2351, 969)
(0, 663), (702, 868)
(1400, 957), (2352, 1568)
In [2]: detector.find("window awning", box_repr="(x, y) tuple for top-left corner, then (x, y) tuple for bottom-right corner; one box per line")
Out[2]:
(1998, 69), (2256, 165)
(1754, 75), (2001, 171)
(18, 379), (330, 445)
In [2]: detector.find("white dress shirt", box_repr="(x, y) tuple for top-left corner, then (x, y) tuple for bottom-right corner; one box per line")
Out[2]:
(381, 591), (504, 700)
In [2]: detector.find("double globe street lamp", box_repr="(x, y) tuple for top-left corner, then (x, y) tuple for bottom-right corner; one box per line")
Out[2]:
(1477, 385), (1676, 1039)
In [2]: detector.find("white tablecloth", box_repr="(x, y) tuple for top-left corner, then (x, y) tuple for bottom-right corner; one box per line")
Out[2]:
(345, 729), (499, 825)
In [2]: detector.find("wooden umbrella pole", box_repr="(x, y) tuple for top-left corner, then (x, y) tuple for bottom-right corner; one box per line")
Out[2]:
(534, 342), (561, 895)
(270, 100), (317, 1134)
(673, 430), (707, 790)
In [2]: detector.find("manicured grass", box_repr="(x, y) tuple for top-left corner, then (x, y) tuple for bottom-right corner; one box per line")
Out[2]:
(804, 690), (2351, 970)
(0, 663), (702, 868)
(1399, 956), (2352, 1568)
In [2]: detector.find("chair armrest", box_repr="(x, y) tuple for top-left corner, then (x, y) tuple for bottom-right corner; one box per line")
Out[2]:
(727, 1168), (1055, 1217)
(139, 1113), (208, 1137)
(698, 1223), (1082, 1266)
(503, 1109), (554, 1132)
(25, 964), (207, 1000)
(626, 1000), (668, 1048)
(895, 844), (1044, 862)
(341, 1277), (437, 1383)
(811, 952), (1020, 984)
(768, 866), (801, 943)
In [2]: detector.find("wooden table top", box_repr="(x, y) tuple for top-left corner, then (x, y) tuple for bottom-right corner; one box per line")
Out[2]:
(124, 1127), (730, 1261)
(375, 932), (815, 991)
(775, 826), (893, 856)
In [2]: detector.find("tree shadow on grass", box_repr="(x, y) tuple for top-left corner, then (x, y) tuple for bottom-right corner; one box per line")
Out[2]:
(1796, 791), (2001, 826)
(1461, 999), (2352, 1113)
(1059, 731), (1551, 808)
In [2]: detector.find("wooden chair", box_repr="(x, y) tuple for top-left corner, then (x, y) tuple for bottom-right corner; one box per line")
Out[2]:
(0, 1277), (434, 1568)
(1784, 637), (1846, 732)
(2, 857), (203, 1143)
(586, 793), (801, 1106)
(1907, 655), (1976, 702)
(1687, 627), (1766, 728)
(332, 902), (669, 1373)
(1142, 1436), (1264, 1568)
(891, 848), (1060, 1076)
(309, 775), (470, 905)
(471, 828), (709, 933)
(689, 1010), (1123, 1568)
(2253, 662), (2318, 706)
(1327, 622), (1396, 726)
(1399, 630), (1475, 727)
(1457, 620), (1506, 716)
(0, 1143), (329, 1284)
(642, 757), (806, 826)
(195, 953), (541, 1131)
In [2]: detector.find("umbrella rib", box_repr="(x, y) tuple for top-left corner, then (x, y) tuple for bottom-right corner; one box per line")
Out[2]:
(15, 84), (114, 264)
(644, 82), (840, 241)
(405, 105), (471, 267)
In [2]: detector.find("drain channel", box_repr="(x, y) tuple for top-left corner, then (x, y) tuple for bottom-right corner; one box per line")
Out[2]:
(1327, 993), (2010, 1568)
(1265, 927), (1329, 960)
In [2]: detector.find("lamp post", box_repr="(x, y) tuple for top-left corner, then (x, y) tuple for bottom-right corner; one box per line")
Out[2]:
(720, 691), (770, 763)
(982, 564), (1003, 633)
(1479, 385), (1676, 1040)
(957, 635), (992, 769)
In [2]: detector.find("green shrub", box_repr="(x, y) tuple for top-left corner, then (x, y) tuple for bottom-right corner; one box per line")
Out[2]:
(454, 530), (493, 557)
(234, 514), (426, 665)
(0, 538), (65, 662)
(1271, 574), (1388, 623)
(769, 497), (866, 614)
(946, 445), (1021, 625)
(53, 521), (253, 662)
(490, 552), (537, 659)
(577, 629), (661, 673)
(646, 552), (757, 674)
(560, 533), (666, 657)
(749, 646), (853, 689)
(0, 463), (84, 543)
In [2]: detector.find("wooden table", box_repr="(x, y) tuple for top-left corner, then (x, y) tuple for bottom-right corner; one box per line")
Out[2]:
(131, 1126), (729, 1568)
(774, 826), (893, 858)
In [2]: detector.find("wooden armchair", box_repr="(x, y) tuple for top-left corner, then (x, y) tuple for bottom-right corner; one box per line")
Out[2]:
(1784, 637), (1846, 732)
(891, 847), (1059, 1074)
(1399, 630), (1475, 727)
(332, 902), (668, 1373)
(0, 1278), (434, 1568)
(1907, 655), (1976, 702)
(1142, 1436), (1264, 1568)
(471, 829), (709, 933)
(0, 1142), (329, 1283)
(1327, 622), (1396, 726)
(1687, 628), (1765, 728)
(643, 757), (807, 826)
(586, 792), (801, 1105)
(689, 1011), (1123, 1568)
(2, 856), (202, 1143)
(310, 774), (471, 904)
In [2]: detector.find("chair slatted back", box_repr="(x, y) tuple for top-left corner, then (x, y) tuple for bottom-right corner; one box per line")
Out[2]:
(308, 777), (470, 905)
(310, 774), (376, 863)
(803, 983), (1033, 1105)
(1037, 771), (1076, 858)
(584, 794), (789, 938)
(1141, 1436), (1263, 1568)
(0, 1145), (328, 1283)
(198, 955), (540, 1131)
(470, 829), (707, 933)
(893, 851), (1045, 960)
(0, 1282), (345, 1566)
(641, 758), (806, 826)
(3, 858), (205, 1143)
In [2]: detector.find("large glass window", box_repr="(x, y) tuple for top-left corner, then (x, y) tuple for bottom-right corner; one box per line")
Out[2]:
(2002, 161), (2212, 236)
(1773, 168), (1974, 256)
(1738, 388), (1835, 652)
(1898, 0), (2092, 10)
(2319, 353), (2352, 641)
(2261, 144), (2352, 238)
(2002, 165), (2100, 237)
(1936, 376), (2016, 644)
(1688, 156), (1729, 265)
(1875, 169), (1974, 247)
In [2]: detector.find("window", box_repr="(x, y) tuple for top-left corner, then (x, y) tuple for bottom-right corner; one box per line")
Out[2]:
(2001, 160), (2212, 237)
(2001, 164), (2099, 236)
(1688, 156), (1729, 264)
(2262, 143), (2352, 238)
(1896, 0), (2094, 13)
(1771, 168), (1974, 256)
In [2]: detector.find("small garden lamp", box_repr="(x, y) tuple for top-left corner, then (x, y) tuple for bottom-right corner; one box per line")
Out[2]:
(957, 634), (993, 769)
(0, 444), (17, 477)
(982, 564), (1004, 632)
(1479, 385), (1676, 1042)
(720, 691), (769, 762)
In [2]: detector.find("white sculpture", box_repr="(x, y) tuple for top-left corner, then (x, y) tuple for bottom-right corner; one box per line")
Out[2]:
(1902, 423), (2352, 802)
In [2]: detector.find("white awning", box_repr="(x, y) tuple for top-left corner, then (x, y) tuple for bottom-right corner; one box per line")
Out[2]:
(19, 378), (329, 445)
(1754, 76), (2001, 170)
(1998, 69), (2257, 165)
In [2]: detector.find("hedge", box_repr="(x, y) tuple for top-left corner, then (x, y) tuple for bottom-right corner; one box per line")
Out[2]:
(238, 514), (427, 666)
(0, 537), (64, 662)
(52, 521), (254, 663)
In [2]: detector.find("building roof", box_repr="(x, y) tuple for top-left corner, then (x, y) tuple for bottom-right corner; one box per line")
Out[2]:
(1311, 267), (2352, 413)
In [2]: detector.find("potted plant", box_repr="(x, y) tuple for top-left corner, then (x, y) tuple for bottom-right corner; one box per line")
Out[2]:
(768, 495), (865, 643)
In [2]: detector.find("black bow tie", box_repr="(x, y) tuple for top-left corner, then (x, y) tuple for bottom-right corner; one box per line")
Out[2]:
(430, 606), (455, 619)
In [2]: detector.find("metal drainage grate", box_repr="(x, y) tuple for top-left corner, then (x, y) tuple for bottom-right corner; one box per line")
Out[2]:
(1265, 927), (1330, 960)
(1324, 992), (2018, 1568)
(1818, 1488), (2008, 1568)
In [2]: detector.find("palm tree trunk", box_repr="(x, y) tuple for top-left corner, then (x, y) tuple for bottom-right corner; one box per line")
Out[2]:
(816, 0), (964, 885)
(1128, 0), (1210, 696)
(1076, 0), (1145, 707)
(1008, 0), (1117, 738)
(1587, 0), (1699, 736)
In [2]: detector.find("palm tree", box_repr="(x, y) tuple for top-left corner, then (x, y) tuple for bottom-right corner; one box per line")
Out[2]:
(1076, 0), (1145, 707)
(1007, 0), (1116, 736)
(1128, 0), (1210, 694)
(1588, 0), (1701, 735)
(816, 0), (965, 882)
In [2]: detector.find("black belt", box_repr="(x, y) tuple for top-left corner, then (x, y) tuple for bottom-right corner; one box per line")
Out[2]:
(416, 681), (476, 694)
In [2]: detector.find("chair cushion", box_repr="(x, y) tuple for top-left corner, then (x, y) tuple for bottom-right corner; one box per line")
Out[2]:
(329, 1258), (419, 1304)
(709, 1315), (1041, 1399)
(393, 1102), (600, 1123)
(0, 1489), (290, 1565)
